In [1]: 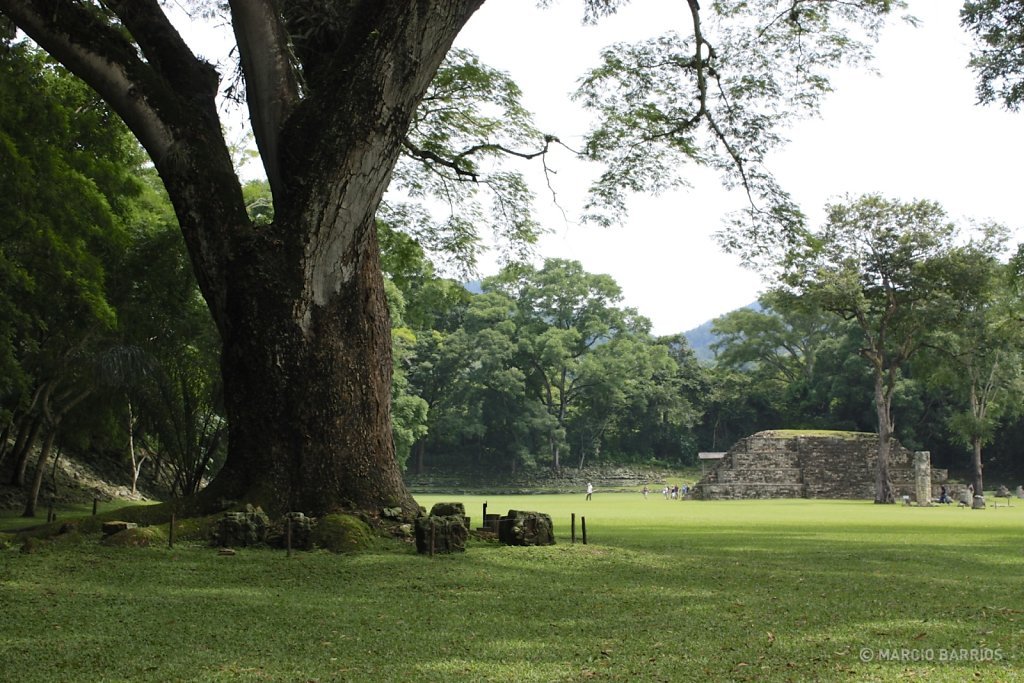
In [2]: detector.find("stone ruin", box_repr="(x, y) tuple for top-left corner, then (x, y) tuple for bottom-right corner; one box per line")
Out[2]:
(497, 510), (555, 546)
(413, 503), (556, 553)
(212, 504), (271, 547)
(415, 502), (469, 554)
(694, 430), (948, 501)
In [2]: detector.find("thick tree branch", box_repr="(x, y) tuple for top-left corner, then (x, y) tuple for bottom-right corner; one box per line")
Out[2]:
(228, 0), (300, 199)
(106, 0), (219, 97)
(0, 0), (175, 162)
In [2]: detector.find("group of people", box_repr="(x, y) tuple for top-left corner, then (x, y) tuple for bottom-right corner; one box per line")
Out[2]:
(584, 482), (691, 500)
(640, 484), (688, 500)
(934, 483), (1024, 506)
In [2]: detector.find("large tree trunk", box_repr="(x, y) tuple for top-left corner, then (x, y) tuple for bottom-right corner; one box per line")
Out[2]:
(0, 0), (484, 518)
(203, 220), (415, 515)
(873, 374), (896, 504)
(971, 437), (985, 503)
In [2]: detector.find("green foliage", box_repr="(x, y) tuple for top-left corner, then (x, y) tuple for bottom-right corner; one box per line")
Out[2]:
(962, 0), (1024, 109)
(399, 258), (705, 473)
(387, 47), (546, 273)
(0, 42), (154, 503)
(577, 1), (904, 231)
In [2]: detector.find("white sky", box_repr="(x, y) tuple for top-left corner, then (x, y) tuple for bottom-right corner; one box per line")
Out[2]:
(455, 0), (1024, 335)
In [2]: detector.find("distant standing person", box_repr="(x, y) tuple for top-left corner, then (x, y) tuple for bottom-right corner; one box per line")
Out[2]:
(642, 486), (649, 499)
(586, 482), (594, 501)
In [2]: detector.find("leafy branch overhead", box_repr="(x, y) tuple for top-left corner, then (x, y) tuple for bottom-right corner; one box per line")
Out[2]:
(389, 48), (555, 273)
(962, 0), (1024, 110)
(392, 1), (907, 268)
(575, 0), (906, 237)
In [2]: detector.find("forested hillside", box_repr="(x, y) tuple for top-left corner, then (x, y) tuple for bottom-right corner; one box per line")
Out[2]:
(684, 302), (760, 361)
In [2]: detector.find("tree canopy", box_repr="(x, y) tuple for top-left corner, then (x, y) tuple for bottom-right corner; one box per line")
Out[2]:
(0, 0), (956, 516)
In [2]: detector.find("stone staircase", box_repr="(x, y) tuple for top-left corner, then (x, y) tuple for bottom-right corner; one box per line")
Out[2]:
(695, 430), (948, 500)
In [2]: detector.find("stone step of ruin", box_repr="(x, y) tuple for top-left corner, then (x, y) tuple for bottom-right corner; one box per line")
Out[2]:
(714, 468), (804, 484)
(697, 482), (808, 499)
(728, 453), (801, 468)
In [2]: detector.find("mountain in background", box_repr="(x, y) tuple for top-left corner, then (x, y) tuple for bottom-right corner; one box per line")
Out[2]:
(683, 301), (761, 362)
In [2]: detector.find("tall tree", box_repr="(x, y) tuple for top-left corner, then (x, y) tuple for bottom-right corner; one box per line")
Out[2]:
(918, 227), (1024, 501)
(781, 195), (960, 503)
(0, 1), (902, 515)
(711, 290), (868, 429)
(485, 258), (641, 470)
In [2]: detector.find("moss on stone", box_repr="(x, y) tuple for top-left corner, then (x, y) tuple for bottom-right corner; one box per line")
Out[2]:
(310, 514), (374, 553)
(101, 526), (167, 548)
(170, 514), (220, 542)
(763, 429), (874, 439)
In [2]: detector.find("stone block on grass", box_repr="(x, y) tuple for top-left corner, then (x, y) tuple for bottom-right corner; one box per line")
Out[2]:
(428, 502), (467, 523)
(414, 515), (468, 554)
(498, 510), (555, 546)
(211, 505), (270, 547)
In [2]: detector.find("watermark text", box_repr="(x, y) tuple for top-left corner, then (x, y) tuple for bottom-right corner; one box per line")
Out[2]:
(859, 647), (1005, 663)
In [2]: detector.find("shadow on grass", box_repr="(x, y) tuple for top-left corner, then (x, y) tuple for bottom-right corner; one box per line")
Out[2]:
(2, 520), (1021, 682)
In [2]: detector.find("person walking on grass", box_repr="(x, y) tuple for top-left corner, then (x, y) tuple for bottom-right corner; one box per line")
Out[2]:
(586, 482), (594, 501)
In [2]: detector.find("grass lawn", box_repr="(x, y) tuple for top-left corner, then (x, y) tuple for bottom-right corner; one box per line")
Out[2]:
(1, 494), (1021, 682)
(0, 499), (158, 533)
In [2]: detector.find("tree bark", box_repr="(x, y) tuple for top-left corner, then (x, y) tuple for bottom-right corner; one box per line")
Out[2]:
(202, 221), (415, 515)
(873, 373), (896, 504)
(22, 427), (56, 518)
(9, 413), (42, 487)
(971, 437), (984, 501)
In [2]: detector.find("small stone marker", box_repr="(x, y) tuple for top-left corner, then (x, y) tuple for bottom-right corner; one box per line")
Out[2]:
(995, 485), (1012, 507)
(211, 505), (270, 547)
(913, 451), (932, 506)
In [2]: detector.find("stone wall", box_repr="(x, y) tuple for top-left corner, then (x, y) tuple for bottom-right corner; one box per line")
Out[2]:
(695, 430), (948, 501)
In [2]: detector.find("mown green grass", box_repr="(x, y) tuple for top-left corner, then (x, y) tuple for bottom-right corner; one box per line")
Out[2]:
(1, 495), (1021, 682)
(0, 499), (159, 533)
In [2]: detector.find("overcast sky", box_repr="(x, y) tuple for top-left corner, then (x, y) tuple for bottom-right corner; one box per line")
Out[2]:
(455, 0), (1024, 335)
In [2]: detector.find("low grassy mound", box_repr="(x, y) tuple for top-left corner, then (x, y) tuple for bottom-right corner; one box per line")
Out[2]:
(101, 526), (167, 548)
(309, 513), (374, 553)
